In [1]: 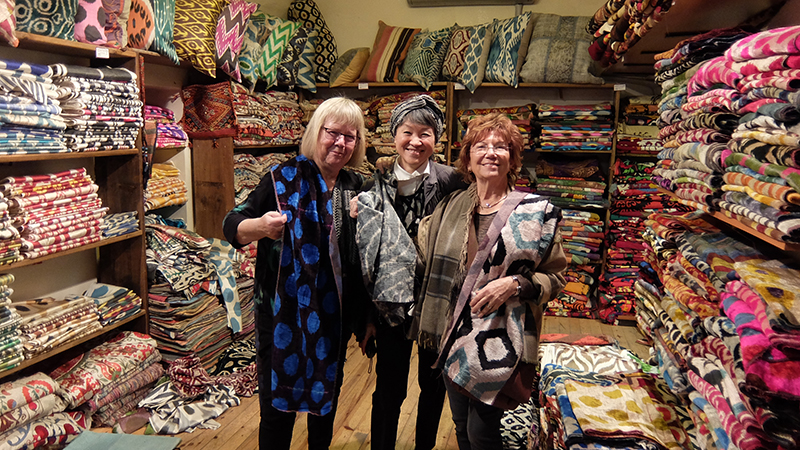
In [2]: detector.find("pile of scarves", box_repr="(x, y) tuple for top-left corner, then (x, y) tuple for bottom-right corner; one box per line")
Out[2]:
(0, 168), (108, 261)
(535, 103), (614, 151)
(51, 64), (142, 152)
(233, 152), (295, 206)
(458, 104), (534, 152)
(11, 296), (101, 360)
(229, 81), (304, 147)
(616, 96), (663, 157)
(534, 157), (608, 210)
(545, 209), (602, 318)
(0, 273), (21, 372)
(144, 161), (188, 212)
(0, 59), (67, 154)
(636, 209), (800, 449)
(143, 105), (189, 149)
(82, 282), (143, 327)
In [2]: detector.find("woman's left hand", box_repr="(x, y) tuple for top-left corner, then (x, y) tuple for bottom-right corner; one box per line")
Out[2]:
(469, 276), (518, 318)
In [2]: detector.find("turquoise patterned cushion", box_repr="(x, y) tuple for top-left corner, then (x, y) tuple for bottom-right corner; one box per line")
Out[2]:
(236, 11), (276, 88)
(399, 25), (452, 90)
(458, 22), (493, 94)
(297, 30), (317, 92)
(15, 0), (76, 40)
(277, 26), (308, 90)
(150, 0), (179, 64)
(484, 12), (533, 88)
(255, 20), (301, 89)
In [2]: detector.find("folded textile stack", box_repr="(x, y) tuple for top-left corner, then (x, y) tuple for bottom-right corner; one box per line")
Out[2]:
(0, 372), (91, 450)
(534, 156), (608, 210)
(100, 211), (139, 239)
(372, 90), (446, 156)
(545, 209), (603, 318)
(616, 96), (662, 157)
(50, 64), (142, 152)
(234, 152), (296, 205)
(144, 105), (189, 149)
(0, 168), (107, 260)
(144, 161), (188, 212)
(0, 59), (67, 155)
(230, 81), (304, 147)
(12, 296), (101, 359)
(457, 104), (534, 152)
(535, 103), (614, 152)
(83, 282), (143, 327)
(0, 273), (21, 372)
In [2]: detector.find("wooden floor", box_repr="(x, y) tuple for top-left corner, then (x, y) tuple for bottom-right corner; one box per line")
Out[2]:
(161, 317), (648, 450)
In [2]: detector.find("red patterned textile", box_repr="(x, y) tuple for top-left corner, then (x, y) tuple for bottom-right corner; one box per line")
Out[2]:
(180, 82), (237, 138)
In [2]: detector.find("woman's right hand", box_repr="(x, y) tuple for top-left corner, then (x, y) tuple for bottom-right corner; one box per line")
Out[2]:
(260, 210), (288, 240)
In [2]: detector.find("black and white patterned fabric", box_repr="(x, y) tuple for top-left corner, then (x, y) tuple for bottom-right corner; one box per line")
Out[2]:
(287, 0), (337, 82)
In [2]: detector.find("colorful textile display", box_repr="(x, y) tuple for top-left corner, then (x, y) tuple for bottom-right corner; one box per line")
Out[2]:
(229, 81), (304, 147)
(535, 103), (614, 152)
(233, 151), (295, 206)
(0, 273), (21, 371)
(144, 105), (189, 149)
(534, 156), (608, 210)
(144, 161), (188, 211)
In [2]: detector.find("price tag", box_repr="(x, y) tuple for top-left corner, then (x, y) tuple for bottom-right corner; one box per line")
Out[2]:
(614, 83), (626, 91)
(358, 82), (369, 90)
(454, 83), (466, 90)
(95, 47), (110, 59)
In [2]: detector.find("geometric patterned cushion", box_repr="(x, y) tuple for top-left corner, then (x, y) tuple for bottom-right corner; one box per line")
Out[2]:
(399, 25), (452, 90)
(296, 29), (317, 92)
(126, 0), (154, 49)
(149, 0), (179, 64)
(329, 47), (369, 87)
(484, 12), (533, 88)
(360, 20), (421, 83)
(288, 0), (337, 83)
(0, 0), (15, 47)
(441, 25), (469, 81)
(519, 14), (604, 85)
(215, 0), (258, 82)
(236, 11), (274, 88)
(459, 22), (493, 93)
(15, 0), (76, 40)
(174, 0), (227, 77)
(75, 0), (107, 45)
(277, 26), (307, 90)
(255, 20), (301, 89)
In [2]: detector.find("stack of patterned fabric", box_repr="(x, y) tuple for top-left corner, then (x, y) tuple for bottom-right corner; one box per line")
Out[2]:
(0, 58), (67, 155)
(457, 104), (534, 152)
(100, 211), (139, 239)
(50, 331), (162, 428)
(372, 90), (446, 156)
(51, 64), (142, 152)
(535, 103), (614, 151)
(545, 209), (603, 318)
(144, 161), (188, 211)
(0, 192), (18, 265)
(0, 273), (21, 372)
(83, 283), (143, 327)
(144, 105), (189, 148)
(229, 81), (304, 147)
(0, 168), (107, 260)
(11, 296), (101, 360)
(616, 96), (662, 157)
(0, 372), (88, 449)
(534, 156), (608, 210)
(233, 152), (295, 205)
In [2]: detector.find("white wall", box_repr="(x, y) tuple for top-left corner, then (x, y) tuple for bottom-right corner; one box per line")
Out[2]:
(255, 0), (607, 55)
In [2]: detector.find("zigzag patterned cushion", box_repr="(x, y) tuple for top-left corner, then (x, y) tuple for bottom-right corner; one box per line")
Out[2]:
(400, 25), (453, 90)
(216, 0), (258, 82)
(236, 11), (275, 88)
(255, 20), (301, 89)
(150, 0), (178, 63)
(484, 13), (533, 88)
(288, 0), (337, 83)
(126, 0), (154, 49)
(15, 0), (76, 40)
(277, 26), (308, 90)
(174, 0), (227, 77)
(0, 0), (16, 47)
(441, 25), (468, 81)
(297, 30), (317, 92)
(361, 21), (421, 83)
(459, 22), (493, 93)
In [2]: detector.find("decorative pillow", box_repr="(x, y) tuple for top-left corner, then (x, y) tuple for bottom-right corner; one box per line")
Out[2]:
(174, 0), (227, 77)
(361, 21), (421, 83)
(0, 0), (17, 47)
(484, 13), (533, 88)
(181, 81), (237, 138)
(288, 0), (337, 83)
(329, 47), (369, 87)
(236, 11), (275, 88)
(126, 0), (153, 49)
(400, 25), (453, 90)
(116, 0), (131, 46)
(277, 26), (308, 90)
(75, 0), (107, 45)
(149, 0), (178, 64)
(520, 14), (604, 85)
(459, 22), (493, 93)
(15, 0), (76, 40)
(102, 0), (124, 47)
(255, 20), (301, 89)
(296, 29), (317, 92)
(216, 0), (258, 82)
(441, 25), (469, 81)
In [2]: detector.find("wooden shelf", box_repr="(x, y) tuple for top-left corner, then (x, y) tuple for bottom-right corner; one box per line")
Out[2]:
(0, 311), (146, 381)
(316, 82), (448, 89)
(537, 149), (613, 154)
(234, 144), (298, 150)
(0, 148), (139, 163)
(10, 31), (138, 59)
(0, 231), (143, 270)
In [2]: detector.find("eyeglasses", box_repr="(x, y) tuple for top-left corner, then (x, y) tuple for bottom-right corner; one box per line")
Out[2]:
(323, 127), (358, 145)
(472, 143), (510, 155)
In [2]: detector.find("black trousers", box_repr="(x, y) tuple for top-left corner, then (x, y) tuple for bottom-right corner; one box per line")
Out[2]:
(445, 380), (504, 450)
(370, 321), (447, 450)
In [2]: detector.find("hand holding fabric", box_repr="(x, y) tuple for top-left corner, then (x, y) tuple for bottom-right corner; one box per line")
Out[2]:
(469, 276), (518, 318)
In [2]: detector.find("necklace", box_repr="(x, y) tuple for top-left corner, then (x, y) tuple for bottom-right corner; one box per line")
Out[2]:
(481, 193), (508, 209)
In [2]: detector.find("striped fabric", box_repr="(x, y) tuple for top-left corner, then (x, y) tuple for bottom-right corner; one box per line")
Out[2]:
(255, 20), (301, 89)
(360, 20), (421, 82)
